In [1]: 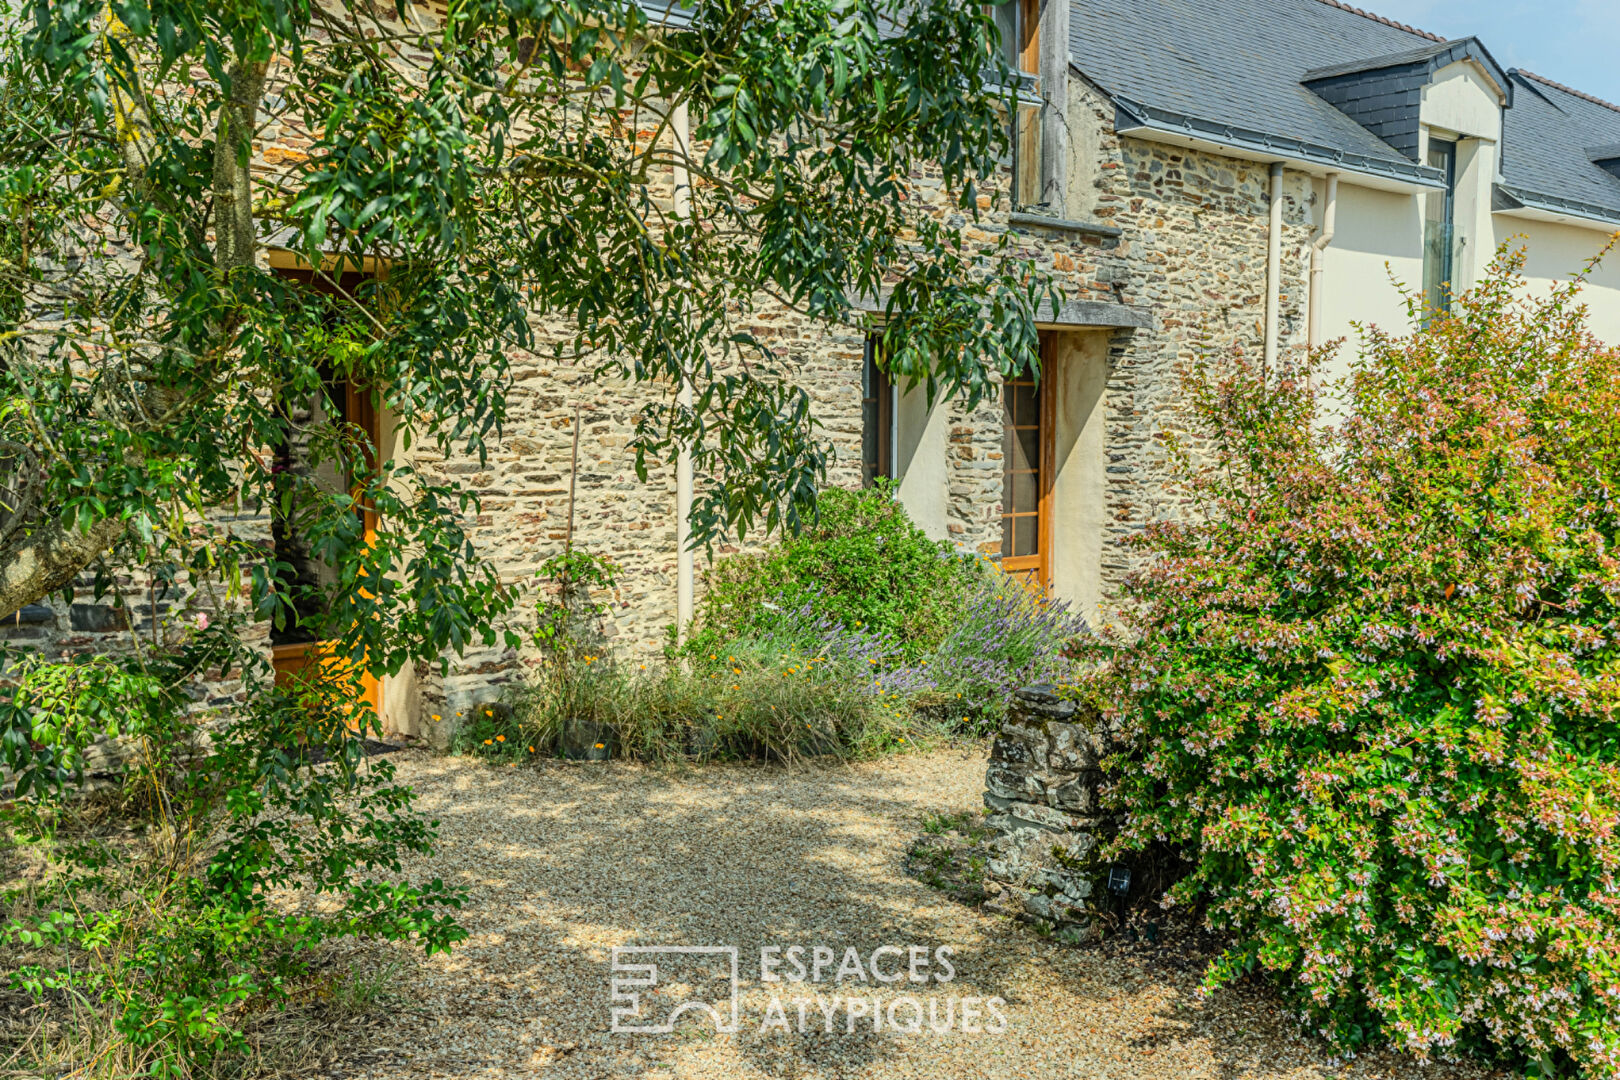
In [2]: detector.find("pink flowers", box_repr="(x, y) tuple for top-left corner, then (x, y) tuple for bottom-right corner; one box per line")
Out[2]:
(1083, 248), (1620, 1075)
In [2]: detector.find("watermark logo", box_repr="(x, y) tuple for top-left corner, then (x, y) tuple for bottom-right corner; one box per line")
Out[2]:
(610, 946), (741, 1034)
(609, 944), (1005, 1036)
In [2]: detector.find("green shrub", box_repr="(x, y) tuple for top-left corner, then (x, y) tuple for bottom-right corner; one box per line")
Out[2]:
(0, 629), (464, 1076)
(450, 702), (534, 761)
(1086, 249), (1620, 1075)
(689, 483), (981, 658)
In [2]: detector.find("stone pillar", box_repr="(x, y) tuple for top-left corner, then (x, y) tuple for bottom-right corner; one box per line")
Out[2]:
(981, 684), (1117, 934)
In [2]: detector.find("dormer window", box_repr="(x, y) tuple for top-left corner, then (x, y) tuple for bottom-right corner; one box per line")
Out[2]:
(1589, 144), (1620, 180)
(1422, 137), (1457, 315)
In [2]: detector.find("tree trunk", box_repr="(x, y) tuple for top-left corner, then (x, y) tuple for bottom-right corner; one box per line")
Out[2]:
(0, 52), (267, 618)
(0, 516), (127, 617)
(213, 61), (268, 274)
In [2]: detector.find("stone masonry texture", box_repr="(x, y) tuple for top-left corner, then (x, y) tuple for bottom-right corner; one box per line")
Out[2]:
(9, 50), (1322, 737)
(979, 683), (1121, 934)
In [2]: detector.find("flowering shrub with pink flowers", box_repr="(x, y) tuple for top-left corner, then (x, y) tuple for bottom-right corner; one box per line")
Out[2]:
(1086, 247), (1620, 1077)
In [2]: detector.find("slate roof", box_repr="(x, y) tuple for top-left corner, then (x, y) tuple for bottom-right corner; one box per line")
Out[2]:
(1498, 72), (1620, 224)
(635, 0), (1620, 224)
(1067, 0), (1450, 184)
(1067, 0), (1620, 221)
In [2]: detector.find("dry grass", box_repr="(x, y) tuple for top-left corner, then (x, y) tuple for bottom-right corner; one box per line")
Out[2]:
(0, 796), (400, 1080)
(0, 944), (402, 1080)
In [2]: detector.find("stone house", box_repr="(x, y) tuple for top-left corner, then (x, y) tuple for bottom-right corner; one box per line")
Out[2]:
(10, 0), (1620, 738)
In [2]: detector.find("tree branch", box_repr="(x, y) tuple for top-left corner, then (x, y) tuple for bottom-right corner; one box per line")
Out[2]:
(213, 59), (269, 273)
(0, 515), (127, 616)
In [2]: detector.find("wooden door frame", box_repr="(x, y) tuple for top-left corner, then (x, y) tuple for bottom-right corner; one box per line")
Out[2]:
(1000, 332), (1055, 590)
(269, 265), (385, 727)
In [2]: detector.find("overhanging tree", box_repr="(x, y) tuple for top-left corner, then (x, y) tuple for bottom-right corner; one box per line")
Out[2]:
(0, 2), (1053, 1068)
(0, 0), (1054, 677)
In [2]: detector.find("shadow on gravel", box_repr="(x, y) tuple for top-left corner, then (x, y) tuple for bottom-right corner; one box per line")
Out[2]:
(331, 749), (1503, 1080)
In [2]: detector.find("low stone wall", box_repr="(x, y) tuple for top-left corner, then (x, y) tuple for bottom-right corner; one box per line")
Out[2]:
(981, 685), (1119, 934)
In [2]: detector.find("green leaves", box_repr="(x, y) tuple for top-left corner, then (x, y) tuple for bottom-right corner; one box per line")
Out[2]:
(1089, 247), (1620, 1076)
(0, 630), (468, 1073)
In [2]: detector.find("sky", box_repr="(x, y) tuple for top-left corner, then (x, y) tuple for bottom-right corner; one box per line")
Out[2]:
(1365, 0), (1620, 104)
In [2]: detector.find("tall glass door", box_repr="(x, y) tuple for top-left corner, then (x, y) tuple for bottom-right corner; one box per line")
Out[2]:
(1423, 138), (1457, 316)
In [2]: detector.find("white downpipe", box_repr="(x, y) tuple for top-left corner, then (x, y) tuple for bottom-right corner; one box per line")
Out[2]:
(1263, 161), (1284, 373)
(1308, 173), (1339, 349)
(673, 101), (694, 642)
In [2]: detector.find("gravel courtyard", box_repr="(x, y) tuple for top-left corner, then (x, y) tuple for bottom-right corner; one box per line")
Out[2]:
(334, 747), (1499, 1080)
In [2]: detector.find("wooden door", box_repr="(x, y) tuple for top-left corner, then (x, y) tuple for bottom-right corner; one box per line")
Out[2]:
(1001, 335), (1054, 589)
(271, 640), (379, 730)
(269, 266), (384, 728)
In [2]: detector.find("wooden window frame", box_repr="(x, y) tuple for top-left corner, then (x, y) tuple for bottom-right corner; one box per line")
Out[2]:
(994, 0), (1044, 208)
(862, 336), (896, 487)
(1000, 333), (1055, 589)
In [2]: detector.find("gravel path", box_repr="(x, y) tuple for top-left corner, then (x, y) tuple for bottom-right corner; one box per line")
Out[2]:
(335, 747), (1499, 1080)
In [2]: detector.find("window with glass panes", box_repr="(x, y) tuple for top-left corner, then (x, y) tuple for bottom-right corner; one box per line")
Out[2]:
(1000, 334), (1052, 586)
(1422, 137), (1457, 317)
(992, 0), (1043, 208)
(861, 336), (895, 487)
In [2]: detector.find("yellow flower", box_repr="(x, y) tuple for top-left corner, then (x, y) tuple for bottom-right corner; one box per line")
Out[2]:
(431, 714), (442, 721)
(483, 739), (492, 745)
(727, 655), (735, 662)
(496, 734), (505, 742)
(485, 709), (493, 716)
(594, 742), (605, 749)
(732, 684), (740, 690)
(710, 654), (717, 660)
(528, 746), (535, 753)
(733, 668), (741, 675)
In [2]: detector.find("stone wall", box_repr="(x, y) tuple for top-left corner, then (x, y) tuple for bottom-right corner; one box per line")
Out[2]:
(1068, 76), (1318, 604)
(7, 55), (1331, 739)
(980, 684), (1119, 935)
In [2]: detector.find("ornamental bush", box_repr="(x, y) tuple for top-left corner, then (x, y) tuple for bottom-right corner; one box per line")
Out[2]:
(1087, 247), (1620, 1076)
(691, 483), (983, 658)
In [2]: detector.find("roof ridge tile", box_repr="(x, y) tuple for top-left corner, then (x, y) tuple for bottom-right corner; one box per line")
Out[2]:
(1309, 0), (1442, 44)
(1514, 70), (1620, 117)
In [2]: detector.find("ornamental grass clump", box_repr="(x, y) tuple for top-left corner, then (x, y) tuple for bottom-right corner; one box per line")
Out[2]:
(1085, 246), (1620, 1076)
(512, 641), (931, 763)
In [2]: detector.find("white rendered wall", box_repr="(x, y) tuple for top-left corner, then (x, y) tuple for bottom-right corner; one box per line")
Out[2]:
(894, 381), (951, 542)
(1497, 217), (1620, 343)
(1049, 331), (1110, 627)
(1314, 179), (1426, 384)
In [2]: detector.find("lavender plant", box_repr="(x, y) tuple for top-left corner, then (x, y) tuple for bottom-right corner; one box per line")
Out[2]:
(882, 572), (1086, 726)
